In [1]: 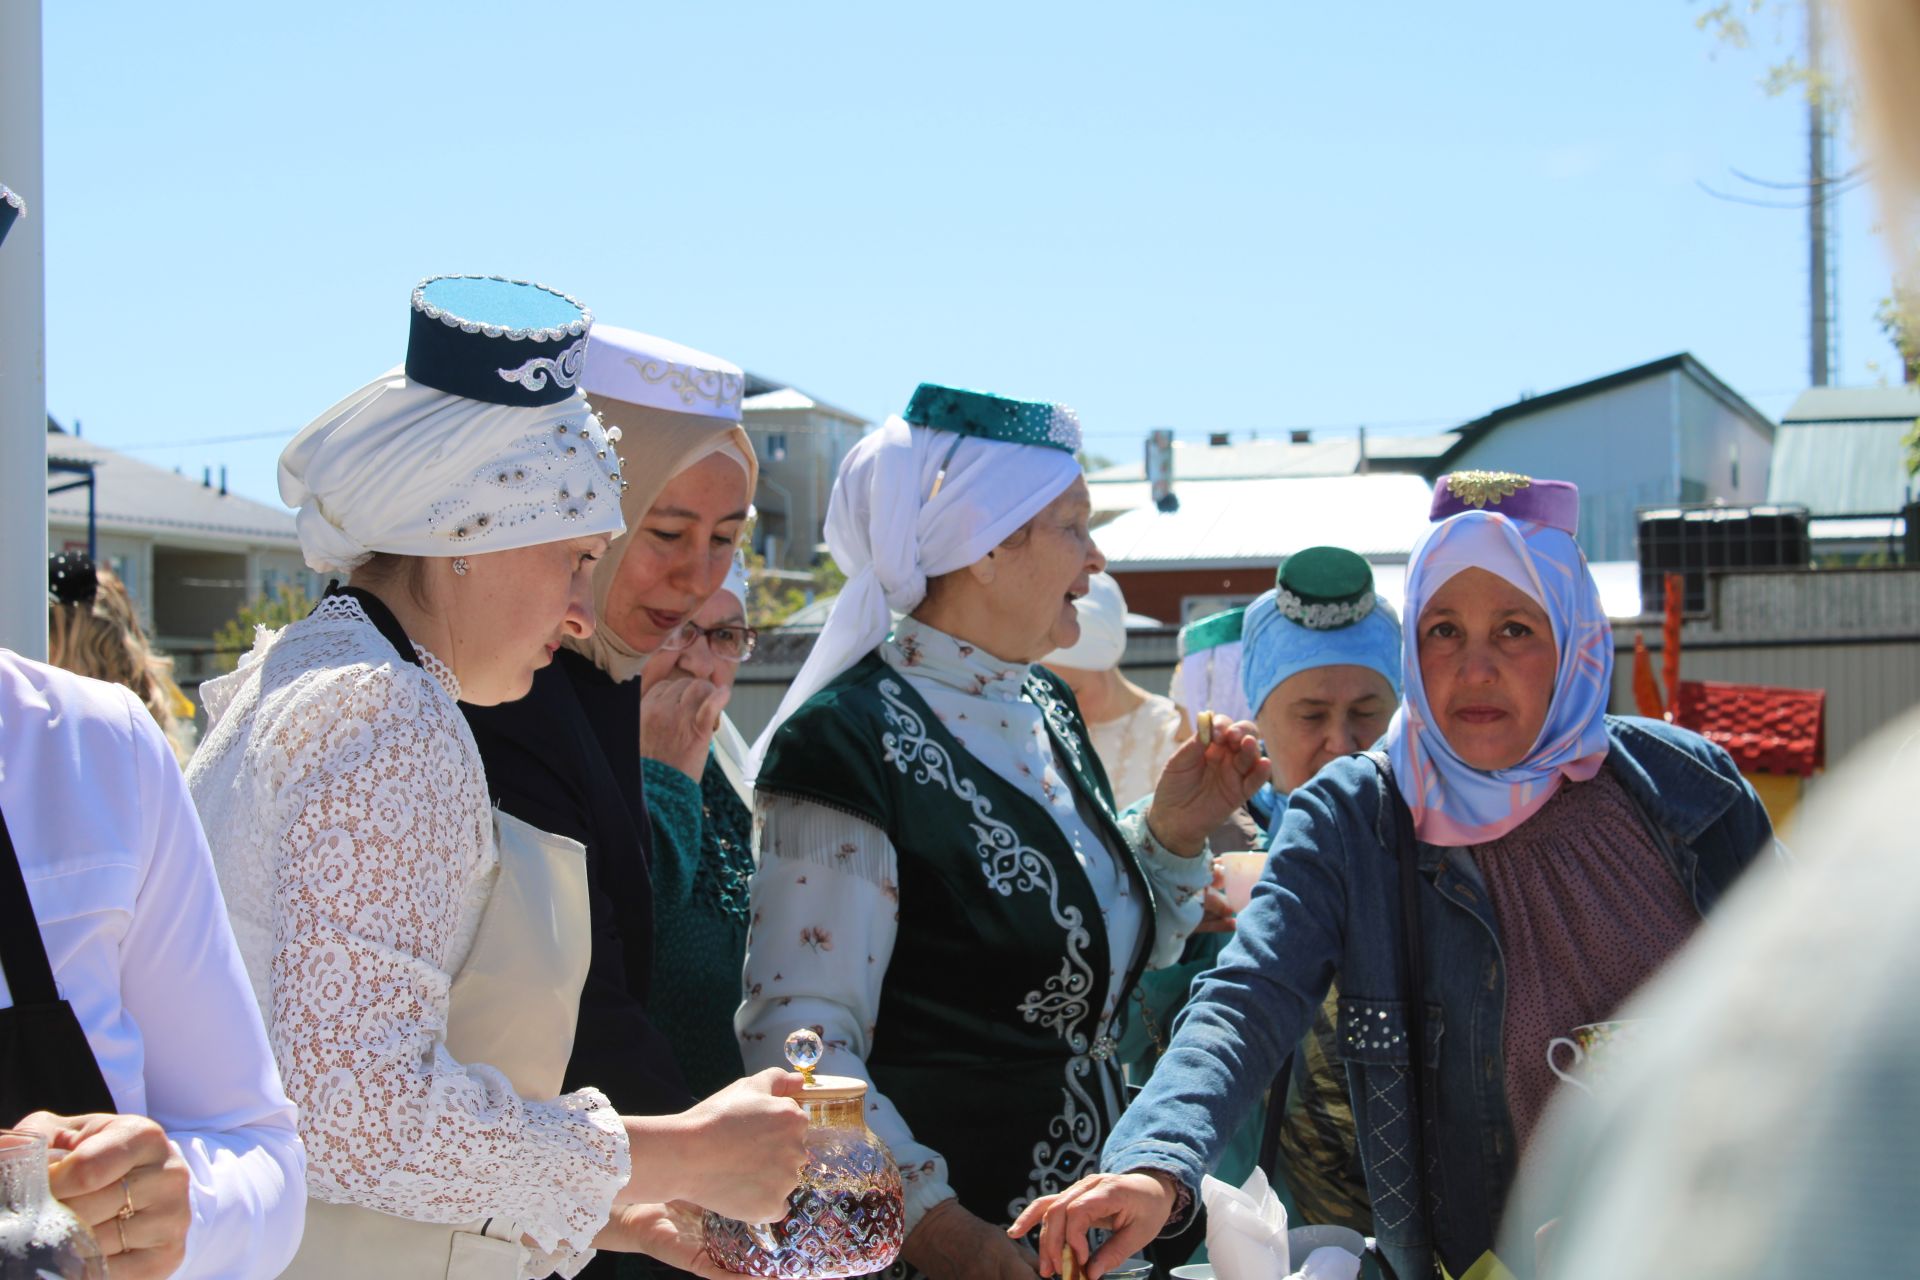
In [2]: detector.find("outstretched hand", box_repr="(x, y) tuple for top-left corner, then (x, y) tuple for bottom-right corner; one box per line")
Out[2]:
(1007, 1171), (1180, 1280)
(1144, 719), (1271, 856)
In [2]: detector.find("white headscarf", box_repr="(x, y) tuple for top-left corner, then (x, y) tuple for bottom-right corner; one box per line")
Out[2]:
(280, 366), (625, 573)
(1044, 571), (1127, 671)
(746, 414), (1083, 777)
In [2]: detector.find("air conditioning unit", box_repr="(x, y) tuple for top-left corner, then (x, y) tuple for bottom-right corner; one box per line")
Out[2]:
(1636, 505), (1811, 613)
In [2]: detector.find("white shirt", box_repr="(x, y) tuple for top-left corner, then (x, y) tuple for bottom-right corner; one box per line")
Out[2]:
(1086, 692), (1187, 813)
(187, 596), (628, 1278)
(0, 650), (305, 1280)
(738, 619), (1210, 1228)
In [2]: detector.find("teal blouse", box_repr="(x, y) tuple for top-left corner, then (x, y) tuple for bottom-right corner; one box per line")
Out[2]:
(642, 751), (755, 1099)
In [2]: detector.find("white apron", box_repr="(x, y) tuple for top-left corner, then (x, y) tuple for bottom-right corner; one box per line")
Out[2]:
(281, 809), (595, 1279)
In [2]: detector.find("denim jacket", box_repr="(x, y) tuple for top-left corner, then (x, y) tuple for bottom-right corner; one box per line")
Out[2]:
(1102, 716), (1776, 1280)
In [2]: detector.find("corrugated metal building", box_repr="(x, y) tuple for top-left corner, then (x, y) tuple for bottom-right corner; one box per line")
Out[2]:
(1765, 384), (1919, 517)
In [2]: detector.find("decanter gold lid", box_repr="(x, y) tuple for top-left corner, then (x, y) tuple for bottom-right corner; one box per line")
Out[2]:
(783, 1028), (866, 1103)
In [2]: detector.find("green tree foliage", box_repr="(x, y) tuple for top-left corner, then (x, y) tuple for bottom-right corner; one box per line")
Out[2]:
(1877, 290), (1920, 384)
(1694, 0), (1844, 108)
(212, 582), (314, 672)
(743, 549), (848, 629)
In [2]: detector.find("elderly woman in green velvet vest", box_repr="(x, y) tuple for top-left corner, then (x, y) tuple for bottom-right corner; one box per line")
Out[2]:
(742, 385), (1268, 1280)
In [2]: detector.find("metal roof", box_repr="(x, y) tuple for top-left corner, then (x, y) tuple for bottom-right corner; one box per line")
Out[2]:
(44, 430), (300, 545)
(1766, 419), (1914, 514)
(1087, 434), (1455, 484)
(1093, 474), (1435, 569)
(1780, 384), (1920, 423)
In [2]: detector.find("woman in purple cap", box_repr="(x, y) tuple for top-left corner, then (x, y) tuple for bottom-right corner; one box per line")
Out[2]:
(1013, 472), (1778, 1280)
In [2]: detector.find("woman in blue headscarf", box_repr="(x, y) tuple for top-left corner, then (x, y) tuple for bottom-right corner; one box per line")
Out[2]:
(1238, 547), (1403, 839)
(1237, 547), (1401, 1235)
(1014, 473), (1778, 1280)
(1117, 548), (1401, 1234)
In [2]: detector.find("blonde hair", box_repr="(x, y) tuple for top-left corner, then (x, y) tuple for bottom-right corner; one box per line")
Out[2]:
(48, 566), (188, 761)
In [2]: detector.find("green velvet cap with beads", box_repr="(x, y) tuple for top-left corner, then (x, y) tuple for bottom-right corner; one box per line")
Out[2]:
(1274, 545), (1379, 630)
(902, 382), (1082, 453)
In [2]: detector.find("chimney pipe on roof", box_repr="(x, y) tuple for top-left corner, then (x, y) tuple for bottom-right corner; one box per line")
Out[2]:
(202, 466), (211, 488)
(1357, 425), (1369, 475)
(219, 465), (228, 496)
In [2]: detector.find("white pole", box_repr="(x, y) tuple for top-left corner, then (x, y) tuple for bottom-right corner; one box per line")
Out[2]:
(0, 0), (47, 659)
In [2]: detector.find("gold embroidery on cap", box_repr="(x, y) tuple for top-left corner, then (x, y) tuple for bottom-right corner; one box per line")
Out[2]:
(1448, 470), (1532, 508)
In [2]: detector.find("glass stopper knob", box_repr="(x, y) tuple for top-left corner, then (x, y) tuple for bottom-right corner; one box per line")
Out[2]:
(785, 1027), (823, 1084)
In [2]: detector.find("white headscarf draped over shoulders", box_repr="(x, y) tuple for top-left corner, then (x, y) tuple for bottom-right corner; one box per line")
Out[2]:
(746, 413), (1082, 779)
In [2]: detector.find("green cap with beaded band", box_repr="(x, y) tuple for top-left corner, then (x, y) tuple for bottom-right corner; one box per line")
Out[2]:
(902, 382), (1082, 453)
(1274, 545), (1378, 630)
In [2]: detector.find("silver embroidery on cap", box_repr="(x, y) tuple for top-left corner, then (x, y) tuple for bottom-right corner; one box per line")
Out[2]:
(498, 335), (588, 393)
(1274, 584), (1377, 630)
(626, 356), (745, 412)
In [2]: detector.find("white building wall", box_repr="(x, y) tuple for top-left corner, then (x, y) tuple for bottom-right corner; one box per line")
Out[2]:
(1676, 377), (1773, 506)
(743, 407), (867, 567)
(1445, 374), (1680, 562)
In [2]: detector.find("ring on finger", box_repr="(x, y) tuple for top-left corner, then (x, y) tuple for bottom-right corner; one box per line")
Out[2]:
(115, 1215), (128, 1253)
(119, 1176), (136, 1222)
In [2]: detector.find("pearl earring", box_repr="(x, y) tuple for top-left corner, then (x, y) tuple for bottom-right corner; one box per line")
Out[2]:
(452, 558), (470, 576)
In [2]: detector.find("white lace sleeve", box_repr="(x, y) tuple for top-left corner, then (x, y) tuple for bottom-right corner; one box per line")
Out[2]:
(261, 655), (627, 1261)
(738, 794), (958, 1230)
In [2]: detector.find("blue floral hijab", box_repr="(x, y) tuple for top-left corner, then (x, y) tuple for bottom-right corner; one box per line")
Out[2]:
(1383, 503), (1613, 845)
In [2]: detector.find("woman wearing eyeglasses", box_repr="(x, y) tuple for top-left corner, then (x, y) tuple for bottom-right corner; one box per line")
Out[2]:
(638, 556), (760, 1099)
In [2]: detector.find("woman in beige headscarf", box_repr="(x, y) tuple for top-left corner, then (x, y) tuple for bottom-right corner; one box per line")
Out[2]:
(459, 324), (770, 1280)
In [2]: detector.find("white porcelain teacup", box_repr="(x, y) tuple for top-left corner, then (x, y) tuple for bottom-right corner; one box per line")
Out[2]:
(1546, 1018), (1650, 1096)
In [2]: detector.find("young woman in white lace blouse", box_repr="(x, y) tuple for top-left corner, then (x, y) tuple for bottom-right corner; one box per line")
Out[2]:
(188, 278), (807, 1280)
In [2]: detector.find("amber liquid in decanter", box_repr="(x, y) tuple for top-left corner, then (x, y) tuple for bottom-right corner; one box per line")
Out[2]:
(705, 1029), (906, 1278)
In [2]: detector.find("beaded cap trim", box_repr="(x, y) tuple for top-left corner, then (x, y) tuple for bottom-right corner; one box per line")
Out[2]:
(410, 275), (591, 342)
(405, 275), (593, 408)
(903, 382), (1082, 454)
(1444, 470), (1532, 509)
(1274, 584), (1377, 630)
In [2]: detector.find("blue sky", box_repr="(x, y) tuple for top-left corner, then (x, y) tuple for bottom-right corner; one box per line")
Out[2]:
(42, 0), (1895, 505)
